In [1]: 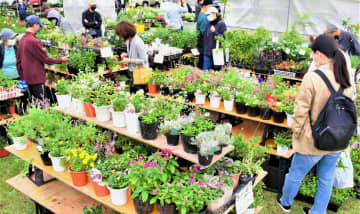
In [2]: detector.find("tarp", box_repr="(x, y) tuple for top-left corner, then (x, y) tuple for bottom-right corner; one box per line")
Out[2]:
(224, 0), (360, 35)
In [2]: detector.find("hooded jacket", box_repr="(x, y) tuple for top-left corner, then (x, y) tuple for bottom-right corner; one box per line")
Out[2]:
(47, 10), (75, 35)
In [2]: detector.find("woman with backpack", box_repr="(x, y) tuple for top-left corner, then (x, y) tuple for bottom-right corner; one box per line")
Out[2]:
(277, 34), (356, 214)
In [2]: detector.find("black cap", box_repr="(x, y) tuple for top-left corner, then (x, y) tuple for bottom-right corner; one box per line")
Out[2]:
(203, 0), (213, 6)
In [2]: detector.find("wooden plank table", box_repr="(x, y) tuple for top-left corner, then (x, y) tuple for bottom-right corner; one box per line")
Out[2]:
(0, 113), (21, 126)
(45, 65), (74, 77)
(6, 144), (159, 214)
(55, 107), (234, 168)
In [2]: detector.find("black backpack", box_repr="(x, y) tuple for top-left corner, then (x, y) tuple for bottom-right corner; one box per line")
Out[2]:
(309, 70), (357, 151)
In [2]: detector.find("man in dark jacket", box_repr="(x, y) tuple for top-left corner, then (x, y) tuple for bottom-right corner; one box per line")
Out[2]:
(82, 0), (102, 38)
(16, 15), (69, 100)
(327, 24), (360, 56)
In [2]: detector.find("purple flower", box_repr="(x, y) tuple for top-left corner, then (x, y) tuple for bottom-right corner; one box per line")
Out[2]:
(192, 167), (199, 172)
(153, 189), (158, 195)
(258, 78), (264, 83)
(190, 173), (195, 178)
(189, 179), (194, 184)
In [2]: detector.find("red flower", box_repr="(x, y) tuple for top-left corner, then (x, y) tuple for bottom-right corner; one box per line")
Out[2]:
(265, 95), (277, 103)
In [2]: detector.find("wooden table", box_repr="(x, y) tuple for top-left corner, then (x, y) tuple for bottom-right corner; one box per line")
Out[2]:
(0, 113), (21, 126)
(55, 107), (234, 168)
(45, 65), (74, 77)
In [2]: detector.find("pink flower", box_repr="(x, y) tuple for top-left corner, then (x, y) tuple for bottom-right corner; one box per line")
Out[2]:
(197, 180), (206, 187)
(153, 154), (157, 159)
(185, 198), (189, 202)
(189, 179), (194, 184)
(181, 83), (186, 89)
(145, 110), (150, 114)
(225, 158), (233, 163)
(196, 116), (199, 119)
(196, 110), (201, 114)
(138, 156), (143, 161)
(352, 141), (360, 149)
(177, 182), (184, 186)
(161, 161), (165, 165)
(159, 167), (163, 172)
(153, 189), (158, 195)
(193, 167), (199, 172)
(190, 173), (195, 178)
(162, 149), (172, 155)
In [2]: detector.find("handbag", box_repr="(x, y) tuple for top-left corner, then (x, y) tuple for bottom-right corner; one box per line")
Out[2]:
(133, 63), (152, 85)
(212, 41), (224, 66)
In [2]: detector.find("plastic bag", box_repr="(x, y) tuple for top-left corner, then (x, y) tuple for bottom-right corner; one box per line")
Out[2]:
(333, 151), (354, 189)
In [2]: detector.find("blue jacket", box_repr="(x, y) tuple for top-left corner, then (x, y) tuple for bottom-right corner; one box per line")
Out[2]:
(203, 17), (227, 56)
(0, 43), (18, 69)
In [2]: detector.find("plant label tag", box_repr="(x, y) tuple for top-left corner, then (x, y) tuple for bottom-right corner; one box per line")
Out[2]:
(191, 48), (200, 56)
(154, 54), (164, 64)
(101, 47), (113, 58)
(242, 208), (255, 214)
(235, 183), (254, 214)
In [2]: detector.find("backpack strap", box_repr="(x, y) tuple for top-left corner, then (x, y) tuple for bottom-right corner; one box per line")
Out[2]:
(313, 70), (336, 95)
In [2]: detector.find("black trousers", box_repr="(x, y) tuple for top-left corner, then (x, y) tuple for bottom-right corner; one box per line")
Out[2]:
(28, 83), (48, 100)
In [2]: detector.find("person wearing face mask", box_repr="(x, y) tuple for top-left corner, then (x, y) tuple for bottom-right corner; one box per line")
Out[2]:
(82, 0), (103, 38)
(0, 29), (19, 79)
(203, 7), (226, 70)
(47, 9), (75, 35)
(326, 24), (360, 56)
(196, 0), (212, 69)
(16, 15), (69, 100)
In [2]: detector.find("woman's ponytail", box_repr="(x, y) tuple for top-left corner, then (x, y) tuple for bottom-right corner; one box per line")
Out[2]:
(333, 49), (351, 88)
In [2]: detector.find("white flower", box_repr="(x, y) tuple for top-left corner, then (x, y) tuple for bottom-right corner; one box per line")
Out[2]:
(285, 48), (290, 54)
(299, 49), (306, 56)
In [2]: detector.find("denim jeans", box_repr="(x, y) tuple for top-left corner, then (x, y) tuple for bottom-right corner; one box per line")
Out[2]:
(203, 55), (213, 70)
(281, 152), (341, 214)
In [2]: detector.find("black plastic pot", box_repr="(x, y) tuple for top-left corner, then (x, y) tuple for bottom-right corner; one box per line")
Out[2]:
(259, 108), (272, 120)
(187, 206), (207, 214)
(139, 121), (158, 140)
(247, 106), (260, 117)
(185, 92), (195, 103)
(160, 86), (170, 96)
(181, 134), (198, 154)
(156, 202), (177, 214)
(273, 111), (285, 123)
(115, 147), (123, 154)
(166, 134), (179, 146)
(40, 151), (52, 166)
(198, 154), (213, 166)
(133, 197), (154, 214)
(169, 89), (181, 96)
(67, 64), (80, 74)
(235, 102), (247, 114)
(214, 146), (222, 155)
(238, 175), (252, 187)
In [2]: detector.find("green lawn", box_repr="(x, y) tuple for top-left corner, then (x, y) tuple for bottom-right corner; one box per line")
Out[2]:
(0, 154), (359, 214)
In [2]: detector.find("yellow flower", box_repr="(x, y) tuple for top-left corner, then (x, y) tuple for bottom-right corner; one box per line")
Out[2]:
(66, 140), (69, 144)
(90, 162), (94, 168)
(79, 153), (85, 159)
(66, 156), (71, 161)
(117, 177), (120, 181)
(111, 169), (115, 174)
(82, 159), (88, 165)
(45, 136), (50, 141)
(92, 153), (98, 161)
(59, 141), (63, 145)
(65, 149), (70, 154)
(77, 148), (82, 152)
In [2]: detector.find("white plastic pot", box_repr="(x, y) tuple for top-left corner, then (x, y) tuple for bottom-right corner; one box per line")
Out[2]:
(107, 186), (129, 206)
(125, 113), (140, 134)
(277, 145), (289, 156)
(195, 94), (206, 105)
(72, 98), (85, 115)
(94, 105), (111, 122)
(223, 99), (234, 111)
(286, 113), (293, 127)
(210, 96), (221, 108)
(111, 110), (126, 128)
(49, 153), (67, 172)
(12, 136), (27, 150)
(56, 94), (72, 109)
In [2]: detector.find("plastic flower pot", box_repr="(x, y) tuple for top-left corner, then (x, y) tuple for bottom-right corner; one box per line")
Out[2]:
(72, 98), (85, 115)
(235, 102), (247, 114)
(107, 185), (129, 206)
(12, 136), (27, 151)
(56, 94), (72, 109)
(214, 146), (222, 155)
(198, 154), (213, 166)
(184, 92), (195, 103)
(223, 99), (234, 111)
(148, 84), (158, 94)
(195, 94), (206, 105)
(259, 108), (272, 120)
(9, 106), (15, 114)
(0, 148), (9, 157)
(133, 196), (154, 214)
(139, 120), (158, 140)
(188, 206), (207, 214)
(232, 173), (241, 192)
(94, 105), (111, 122)
(165, 134), (179, 146)
(247, 106), (260, 117)
(286, 113), (293, 126)
(238, 175), (252, 187)
(111, 110), (126, 128)
(83, 102), (96, 117)
(49, 153), (67, 172)
(169, 89), (181, 96)
(160, 86), (170, 96)
(181, 135), (198, 154)
(91, 180), (109, 197)
(210, 96), (221, 108)
(70, 171), (88, 187)
(156, 202), (176, 214)
(277, 145), (289, 156)
(273, 111), (285, 123)
(125, 113), (140, 134)
(40, 152), (52, 166)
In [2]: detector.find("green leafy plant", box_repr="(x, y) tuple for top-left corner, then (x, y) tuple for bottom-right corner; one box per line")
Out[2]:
(112, 95), (129, 112)
(69, 48), (97, 72)
(0, 135), (7, 149)
(55, 78), (70, 95)
(82, 205), (103, 214)
(139, 110), (158, 124)
(274, 131), (292, 147)
(108, 171), (129, 189)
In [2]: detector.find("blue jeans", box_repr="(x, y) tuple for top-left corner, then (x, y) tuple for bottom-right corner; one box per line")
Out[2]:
(281, 152), (340, 214)
(203, 55), (213, 70)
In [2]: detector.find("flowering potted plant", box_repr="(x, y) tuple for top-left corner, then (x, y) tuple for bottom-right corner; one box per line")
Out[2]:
(235, 91), (248, 114)
(181, 82), (196, 103)
(66, 148), (97, 187)
(55, 79), (71, 109)
(180, 123), (200, 154)
(139, 110), (159, 140)
(7, 119), (27, 151)
(258, 101), (272, 120)
(111, 93), (129, 128)
(220, 86), (234, 111)
(125, 91), (145, 134)
(271, 102), (286, 123)
(47, 138), (69, 172)
(191, 132), (219, 166)
(107, 171), (129, 206)
(93, 84), (114, 122)
(150, 183), (177, 214)
(160, 118), (185, 146)
(274, 131), (292, 156)
(0, 136), (9, 157)
(195, 82), (210, 105)
(245, 95), (260, 117)
(70, 83), (85, 115)
(209, 91), (221, 109)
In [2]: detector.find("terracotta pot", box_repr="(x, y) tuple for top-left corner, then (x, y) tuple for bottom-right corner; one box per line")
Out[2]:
(0, 148), (9, 157)
(9, 106), (15, 114)
(70, 171), (88, 187)
(148, 84), (158, 94)
(91, 180), (109, 197)
(83, 102), (96, 117)
(232, 173), (241, 192)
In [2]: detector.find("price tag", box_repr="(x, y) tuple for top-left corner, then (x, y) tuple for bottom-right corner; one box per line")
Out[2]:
(191, 48), (200, 56)
(154, 54), (164, 64)
(100, 46), (113, 58)
(236, 183), (254, 214)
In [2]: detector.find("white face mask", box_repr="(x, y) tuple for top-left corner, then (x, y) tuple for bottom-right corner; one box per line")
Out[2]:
(7, 39), (16, 46)
(207, 15), (215, 22)
(52, 19), (57, 24)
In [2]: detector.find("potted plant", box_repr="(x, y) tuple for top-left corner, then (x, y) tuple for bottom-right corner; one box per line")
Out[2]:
(107, 171), (130, 206)
(194, 89), (206, 105)
(151, 184), (177, 214)
(67, 147), (97, 186)
(235, 91), (248, 114)
(206, 174), (235, 211)
(192, 132), (218, 166)
(209, 91), (221, 109)
(82, 205), (103, 214)
(82, 90), (96, 117)
(160, 118), (184, 146)
(214, 123), (233, 154)
(125, 91), (145, 134)
(274, 131), (292, 156)
(139, 110), (159, 140)
(245, 95), (260, 117)
(181, 82), (196, 103)
(93, 85), (113, 122)
(180, 124), (200, 154)
(7, 119), (27, 151)
(55, 79), (72, 109)
(117, 75), (129, 87)
(111, 94), (129, 128)
(220, 86), (234, 112)
(258, 101), (272, 120)
(47, 138), (69, 172)
(70, 83), (85, 115)
(0, 136), (9, 157)
(147, 71), (162, 94)
(271, 102), (286, 123)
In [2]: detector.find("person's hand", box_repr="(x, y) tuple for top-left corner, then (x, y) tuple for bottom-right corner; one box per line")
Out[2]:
(120, 52), (128, 59)
(61, 56), (70, 62)
(210, 26), (215, 32)
(95, 21), (98, 25)
(84, 19), (88, 23)
(122, 58), (132, 64)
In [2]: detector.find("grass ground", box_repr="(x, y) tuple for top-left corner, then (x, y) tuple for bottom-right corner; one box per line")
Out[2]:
(0, 154), (359, 214)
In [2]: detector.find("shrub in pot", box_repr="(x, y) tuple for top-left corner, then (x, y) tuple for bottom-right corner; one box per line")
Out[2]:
(238, 148), (264, 188)
(235, 92), (247, 114)
(245, 96), (260, 117)
(7, 119), (27, 150)
(283, 98), (295, 127)
(220, 87), (234, 112)
(36, 139), (52, 166)
(194, 89), (206, 105)
(180, 125), (200, 154)
(159, 119), (184, 146)
(192, 133), (218, 166)
(0, 136), (9, 157)
(55, 79), (71, 109)
(107, 171), (129, 206)
(47, 138), (69, 172)
(93, 86), (113, 122)
(214, 123), (233, 154)
(274, 131), (292, 156)
(111, 94), (129, 128)
(206, 175), (235, 211)
(66, 148), (97, 187)
(149, 183), (178, 214)
(258, 102), (272, 120)
(139, 110), (159, 140)
(125, 91), (145, 134)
